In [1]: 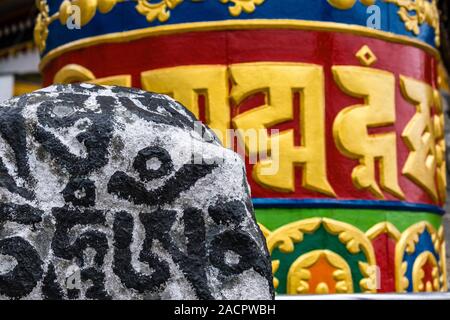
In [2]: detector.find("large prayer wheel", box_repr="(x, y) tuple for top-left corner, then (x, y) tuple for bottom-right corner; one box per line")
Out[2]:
(36, 0), (448, 294)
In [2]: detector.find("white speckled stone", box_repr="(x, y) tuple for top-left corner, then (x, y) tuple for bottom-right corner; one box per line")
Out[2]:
(0, 84), (274, 300)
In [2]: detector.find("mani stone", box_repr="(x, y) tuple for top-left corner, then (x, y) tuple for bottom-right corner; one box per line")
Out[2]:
(0, 84), (274, 300)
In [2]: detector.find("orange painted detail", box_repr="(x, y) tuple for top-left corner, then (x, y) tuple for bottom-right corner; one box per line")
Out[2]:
(307, 255), (339, 294)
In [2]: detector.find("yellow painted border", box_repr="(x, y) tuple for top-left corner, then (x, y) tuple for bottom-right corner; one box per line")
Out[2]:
(394, 221), (440, 292)
(39, 19), (441, 71)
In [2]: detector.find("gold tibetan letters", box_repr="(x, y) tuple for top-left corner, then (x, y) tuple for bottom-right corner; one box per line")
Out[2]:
(433, 90), (447, 202)
(52, 61), (445, 202)
(332, 66), (404, 199)
(53, 64), (131, 87)
(141, 65), (230, 146)
(231, 63), (335, 196)
(400, 76), (438, 202)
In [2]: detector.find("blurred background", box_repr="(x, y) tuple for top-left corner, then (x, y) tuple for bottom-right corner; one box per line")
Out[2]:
(0, 0), (39, 101)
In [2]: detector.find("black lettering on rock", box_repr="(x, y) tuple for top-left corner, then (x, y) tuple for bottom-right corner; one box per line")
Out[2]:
(33, 95), (115, 176)
(0, 237), (43, 299)
(0, 203), (43, 226)
(108, 156), (217, 206)
(67, 288), (79, 300)
(209, 230), (273, 284)
(208, 200), (246, 226)
(36, 95), (88, 128)
(81, 267), (111, 300)
(33, 125), (112, 176)
(140, 209), (213, 299)
(112, 211), (170, 293)
(42, 263), (64, 300)
(51, 208), (110, 299)
(0, 84), (274, 299)
(133, 146), (174, 182)
(119, 96), (195, 131)
(0, 158), (34, 200)
(62, 177), (96, 207)
(52, 208), (108, 266)
(0, 106), (30, 181)
(129, 92), (220, 145)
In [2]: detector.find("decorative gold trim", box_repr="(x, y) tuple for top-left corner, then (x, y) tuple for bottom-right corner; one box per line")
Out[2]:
(53, 63), (95, 83)
(39, 19), (441, 71)
(36, 0), (440, 46)
(440, 241), (447, 291)
(322, 218), (377, 293)
(262, 219), (445, 294)
(437, 62), (450, 92)
(266, 218), (322, 254)
(62, 0), (122, 25)
(220, 0), (265, 16)
(328, 0), (440, 47)
(271, 260), (280, 289)
(34, 0), (51, 52)
(355, 45), (377, 67)
(385, 0), (440, 47)
(53, 63), (132, 87)
(266, 217), (376, 294)
(358, 260), (378, 292)
(322, 218), (376, 264)
(35, 0), (124, 52)
(136, 0), (183, 23)
(287, 249), (354, 294)
(265, 218), (322, 292)
(35, 0), (265, 53)
(412, 251), (440, 292)
(438, 225), (448, 291)
(257, 223), (272, 239)
(394, 221), (439, 292)
(365, 221), (401, 241)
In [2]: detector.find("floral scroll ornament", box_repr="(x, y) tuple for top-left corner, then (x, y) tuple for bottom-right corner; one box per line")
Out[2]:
(438, 226), (448, 291)
(288, 250), (355, 294)
(34, 0), (122, 52)
(35, 0), (266, 47)
(265, 218), (377, 294)
(328, 0), (440, 47)
(385, 0), (440, 46)
(394, 221), (443, 292)
(58, 0), (120, 27)
(220, 0), (265, 16)
(136, 0), (265, 22)
(34, 0), (51, 52)
(136, 0), (184, 23)
(35, 0), (440, 53)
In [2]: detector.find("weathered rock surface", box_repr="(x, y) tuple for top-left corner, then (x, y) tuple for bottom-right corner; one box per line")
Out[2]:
(0, 84), (274, 300)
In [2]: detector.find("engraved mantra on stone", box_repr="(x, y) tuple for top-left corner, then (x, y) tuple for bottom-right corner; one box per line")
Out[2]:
(0, 84), (273, 300)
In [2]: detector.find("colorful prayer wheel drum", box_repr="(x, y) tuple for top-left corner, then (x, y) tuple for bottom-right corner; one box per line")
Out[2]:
(36, 0), (448, 294)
